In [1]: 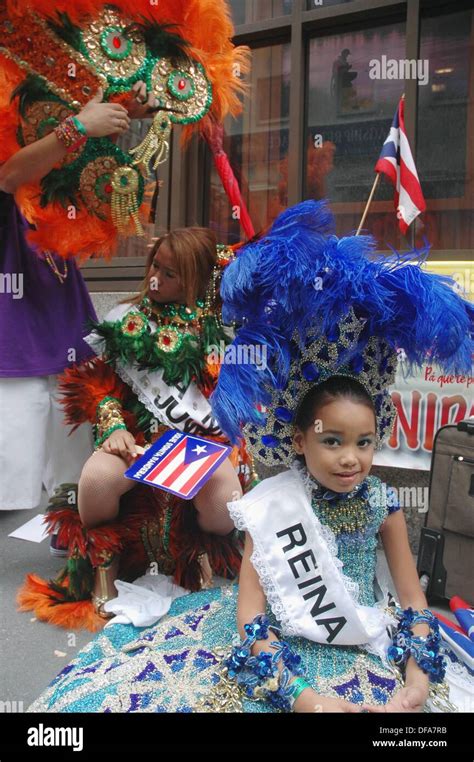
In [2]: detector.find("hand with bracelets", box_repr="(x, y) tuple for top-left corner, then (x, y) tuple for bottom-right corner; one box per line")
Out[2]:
(363, 607), (445, 713)
(95, 396), (140, 465)
(227, 614), (362, 713)
(54, 88), (131, 153)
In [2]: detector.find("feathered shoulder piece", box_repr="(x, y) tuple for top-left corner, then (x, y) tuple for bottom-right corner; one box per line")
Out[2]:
(0, 0), (250, 259)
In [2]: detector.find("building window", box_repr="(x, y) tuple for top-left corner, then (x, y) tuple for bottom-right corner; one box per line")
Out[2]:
(306, 0), (355, 8)
(416, 9), (474, 251)
(208, 43), (291, 243)
(229, 0), (292, 26)
(305, 22), (407, 249)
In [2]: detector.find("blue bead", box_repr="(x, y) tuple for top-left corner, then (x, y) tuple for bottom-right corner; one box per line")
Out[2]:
(261, 435), (280, 447)
(274, 406), (293, 423)
(301, 362), (320, 382)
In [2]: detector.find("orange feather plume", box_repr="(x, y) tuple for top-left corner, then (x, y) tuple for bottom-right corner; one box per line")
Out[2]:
(17, 575), (105, 631)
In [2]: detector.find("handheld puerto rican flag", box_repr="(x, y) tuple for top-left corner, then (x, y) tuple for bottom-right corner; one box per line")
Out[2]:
(375, 95), (426, 234)
(450, 596), (474, 642)
(125, 430), (232, 500)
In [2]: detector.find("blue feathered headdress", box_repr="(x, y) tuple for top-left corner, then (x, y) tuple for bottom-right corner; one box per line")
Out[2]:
(211, 200), (473, 464)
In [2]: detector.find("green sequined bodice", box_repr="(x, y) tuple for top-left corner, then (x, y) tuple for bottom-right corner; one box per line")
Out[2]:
(311, 475), (389, 606)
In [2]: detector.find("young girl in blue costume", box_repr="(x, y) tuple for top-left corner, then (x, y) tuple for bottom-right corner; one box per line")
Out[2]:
(28, 201), (473, 713)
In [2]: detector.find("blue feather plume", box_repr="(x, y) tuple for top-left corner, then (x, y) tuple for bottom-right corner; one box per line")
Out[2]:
(213, 200), (473, 443)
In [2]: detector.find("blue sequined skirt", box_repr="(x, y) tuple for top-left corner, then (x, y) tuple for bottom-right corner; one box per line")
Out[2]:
(28, 584), (399, 713)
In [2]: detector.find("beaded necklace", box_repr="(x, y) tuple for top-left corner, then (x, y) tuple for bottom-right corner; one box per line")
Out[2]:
(119, 296), (208, 354)
(304, 468), (372, 537)
(312, 492), (371, 537)
(93, 293), (227, 391)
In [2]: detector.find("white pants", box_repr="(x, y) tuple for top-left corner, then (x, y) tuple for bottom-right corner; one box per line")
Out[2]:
(0, 376), (94, 510)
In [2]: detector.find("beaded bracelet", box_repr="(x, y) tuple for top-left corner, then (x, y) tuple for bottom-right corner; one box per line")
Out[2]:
(225, 614), (310, 711)
(54, 116), (87, 153)
(388, 607), (446, 684)
(94, 396), (127, 448)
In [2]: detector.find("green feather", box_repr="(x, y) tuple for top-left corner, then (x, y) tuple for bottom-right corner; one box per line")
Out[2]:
(47, 12), (84, 53)
(124, 18), (191, 61)
(11, 75), (66, 119)
(90, 308), (231, 392)
(40, 164), (80, 209)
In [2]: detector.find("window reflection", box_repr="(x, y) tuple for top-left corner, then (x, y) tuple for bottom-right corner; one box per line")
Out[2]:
(229, 0), (292, 26)
(208, 44), (290, 243)
(306, 0), (355, 9)
(416, 10), (473, 251)
(305, 24), (407, 249)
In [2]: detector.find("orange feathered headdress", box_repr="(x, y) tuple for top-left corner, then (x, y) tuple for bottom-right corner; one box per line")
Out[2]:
(0, 0), (250, 260)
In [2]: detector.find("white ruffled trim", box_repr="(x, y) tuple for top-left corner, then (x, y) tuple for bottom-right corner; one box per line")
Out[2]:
(227, 494), (297, 635)
(250, 544), (298, 637)
(446, 657), (474, 690)
(427, 655), (474, 713)
(227, 500), (248, 532)
(112, 362), (167, 427)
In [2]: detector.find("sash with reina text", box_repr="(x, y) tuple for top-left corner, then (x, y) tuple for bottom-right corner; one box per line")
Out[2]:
(228, 469), (392, 657)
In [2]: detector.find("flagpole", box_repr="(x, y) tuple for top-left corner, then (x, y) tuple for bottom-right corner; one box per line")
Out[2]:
(356, 173), (381, 236)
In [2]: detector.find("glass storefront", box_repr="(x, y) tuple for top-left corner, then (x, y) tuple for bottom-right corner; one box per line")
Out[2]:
(208, 43), (291, 243)
(229, 0), (292, 25)
(416, 9), (474, 251)
(208, 2), (473, 259)
(305, 22), (406, 248)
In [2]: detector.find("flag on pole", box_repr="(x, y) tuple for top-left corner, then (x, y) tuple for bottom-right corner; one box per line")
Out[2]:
(125, 430), (231, 500)
(375, 96), (426, 234)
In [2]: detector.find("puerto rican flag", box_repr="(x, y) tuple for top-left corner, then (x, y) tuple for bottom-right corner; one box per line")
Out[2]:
(436, 619), (474, 671)
(450, 596), (474, 642)
(125, 430), (231, 500)
(375, 96), (426, 235)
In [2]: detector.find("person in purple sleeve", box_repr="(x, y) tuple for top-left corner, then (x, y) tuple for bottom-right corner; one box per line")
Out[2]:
(0, 88), (135, 532)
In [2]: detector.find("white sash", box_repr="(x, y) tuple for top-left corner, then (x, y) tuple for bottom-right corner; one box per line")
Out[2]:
(85, 305), (223, 438)
(228, 469), (393, 660)
(113, 363), (223, 437)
